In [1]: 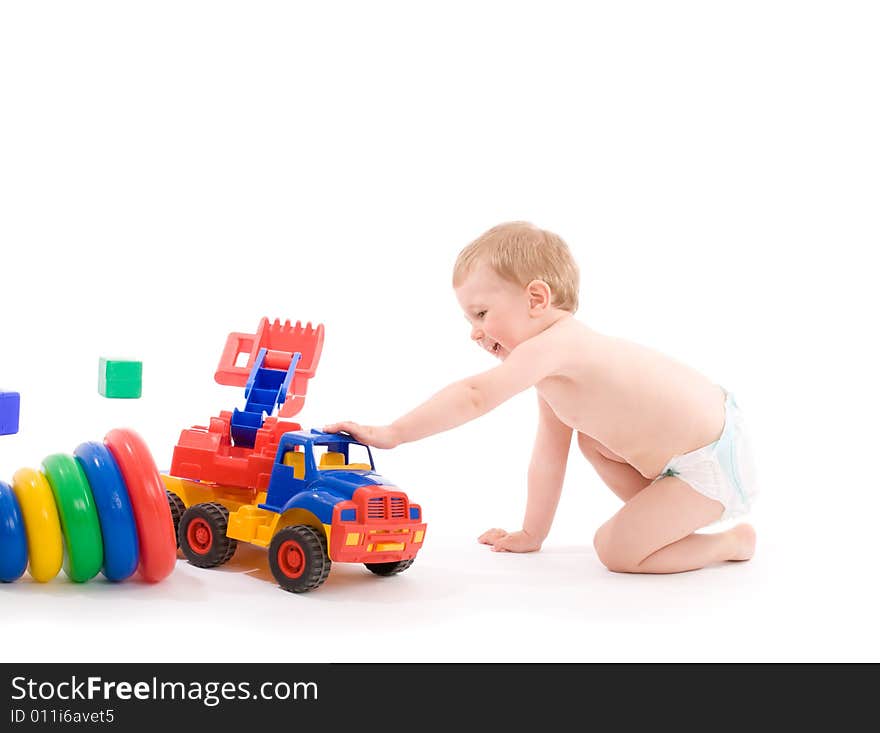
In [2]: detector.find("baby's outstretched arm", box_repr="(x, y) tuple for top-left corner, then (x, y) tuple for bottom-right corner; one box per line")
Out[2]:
(480, 395), (572, 552)
(324, 328), (562, 447)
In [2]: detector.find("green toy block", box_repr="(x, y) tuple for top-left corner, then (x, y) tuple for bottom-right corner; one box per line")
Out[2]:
(99, 358), (143, 399)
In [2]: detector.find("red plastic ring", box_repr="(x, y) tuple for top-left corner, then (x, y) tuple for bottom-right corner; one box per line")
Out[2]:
(104, 428), (176, 583)
(277, 540), (306, 579)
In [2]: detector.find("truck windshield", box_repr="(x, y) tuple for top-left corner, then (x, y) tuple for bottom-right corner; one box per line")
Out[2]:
(313, 442), (373, 471)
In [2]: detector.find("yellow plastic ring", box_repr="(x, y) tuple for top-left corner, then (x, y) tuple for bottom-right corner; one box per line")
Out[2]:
(11, 467), (64, 582)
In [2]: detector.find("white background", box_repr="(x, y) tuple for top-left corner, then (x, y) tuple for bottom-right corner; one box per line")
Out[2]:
(1, 1), (878, 662)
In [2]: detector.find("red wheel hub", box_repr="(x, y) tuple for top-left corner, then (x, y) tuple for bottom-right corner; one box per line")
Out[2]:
(187, 518), (213, 555)
(277, 540), (306, 579)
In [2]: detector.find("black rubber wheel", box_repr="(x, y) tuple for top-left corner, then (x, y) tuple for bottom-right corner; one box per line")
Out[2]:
(179, 502), (238, 568)
(365, 558), (415, 576)
(268, 525), (331, 593)
(166, 491), (186, 549)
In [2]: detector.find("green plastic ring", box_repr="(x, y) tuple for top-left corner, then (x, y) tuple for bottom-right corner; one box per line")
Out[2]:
(42, 453), (104, 582)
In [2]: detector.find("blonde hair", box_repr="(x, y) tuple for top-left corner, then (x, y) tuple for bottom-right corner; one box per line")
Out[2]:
(453, 221), (580, 313)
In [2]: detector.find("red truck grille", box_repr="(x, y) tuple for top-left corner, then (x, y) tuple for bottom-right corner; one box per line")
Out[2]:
(389, 496), (406, 518)
(367, 498), (384, 519)
(367, 495), (407, 520)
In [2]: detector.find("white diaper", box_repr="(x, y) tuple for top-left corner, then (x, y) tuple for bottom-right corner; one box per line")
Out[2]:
(653, 389), (758, 522)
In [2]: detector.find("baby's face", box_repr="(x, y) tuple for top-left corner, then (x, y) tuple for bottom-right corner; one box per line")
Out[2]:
(454, 265), (533, 361)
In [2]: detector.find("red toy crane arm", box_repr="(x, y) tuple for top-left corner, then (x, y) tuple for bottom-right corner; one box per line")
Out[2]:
(214, 318), (325, 418)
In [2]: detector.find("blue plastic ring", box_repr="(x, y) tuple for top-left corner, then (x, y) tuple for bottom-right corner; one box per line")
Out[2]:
(74, 442), (139, 582)
(0, 480), (28, 582)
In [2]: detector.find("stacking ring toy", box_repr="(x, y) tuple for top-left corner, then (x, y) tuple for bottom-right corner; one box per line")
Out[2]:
(105, 428), (176, 583)
(2, 427), (176, 585)
(0, 481), (28, 582)
(74, 442), (139, 582)
(11, 468), (63, 582)
(42, 454), (104, 583)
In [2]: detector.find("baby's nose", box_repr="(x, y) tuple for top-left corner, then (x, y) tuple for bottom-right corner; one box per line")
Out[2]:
(470, 325), (484, 341)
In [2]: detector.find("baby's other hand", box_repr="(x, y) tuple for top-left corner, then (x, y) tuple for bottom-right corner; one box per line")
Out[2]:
(322, 421), (400, 449)
(478, 528), (542, 553)
(478, 528), (509, 545)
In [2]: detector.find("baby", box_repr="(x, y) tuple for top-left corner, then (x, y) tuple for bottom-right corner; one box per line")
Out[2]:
(324, 221), (758, 573)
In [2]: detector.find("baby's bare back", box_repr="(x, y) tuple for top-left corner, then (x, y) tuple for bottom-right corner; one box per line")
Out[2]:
(536, 318), (726, 478)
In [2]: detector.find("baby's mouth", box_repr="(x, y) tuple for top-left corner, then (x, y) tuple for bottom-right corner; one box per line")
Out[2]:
(480, 339), (503, 356)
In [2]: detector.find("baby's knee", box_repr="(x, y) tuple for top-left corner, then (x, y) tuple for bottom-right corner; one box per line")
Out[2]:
(593, 522), (641, 573)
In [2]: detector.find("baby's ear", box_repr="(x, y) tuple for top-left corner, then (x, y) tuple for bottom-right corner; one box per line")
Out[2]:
(527, 279), (552, 312)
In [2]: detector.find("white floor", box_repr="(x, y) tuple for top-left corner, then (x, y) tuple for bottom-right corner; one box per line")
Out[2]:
(3, 498), (876, 662)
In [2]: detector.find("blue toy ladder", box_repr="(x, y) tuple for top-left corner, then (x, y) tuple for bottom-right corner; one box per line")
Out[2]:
(230, 348), (302, 448)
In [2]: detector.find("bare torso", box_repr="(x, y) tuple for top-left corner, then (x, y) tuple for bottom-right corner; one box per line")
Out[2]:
(535, 317), (727, 478)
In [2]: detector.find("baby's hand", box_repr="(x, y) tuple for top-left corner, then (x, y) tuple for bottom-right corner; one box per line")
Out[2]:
(478, 528), (542, 553)
(322, 422), (401, 449)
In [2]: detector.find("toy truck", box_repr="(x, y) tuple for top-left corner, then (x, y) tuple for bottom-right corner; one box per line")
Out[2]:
(161, 318), (426, 592)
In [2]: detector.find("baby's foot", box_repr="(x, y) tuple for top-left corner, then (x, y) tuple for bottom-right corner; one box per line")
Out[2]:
(727, 523), (757, 561)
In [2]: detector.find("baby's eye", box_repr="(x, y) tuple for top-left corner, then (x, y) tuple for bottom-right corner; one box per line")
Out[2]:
(476, 310), (487, 319)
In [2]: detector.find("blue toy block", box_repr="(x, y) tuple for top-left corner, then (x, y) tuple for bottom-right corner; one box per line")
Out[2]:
(0, 391), (20, 436)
